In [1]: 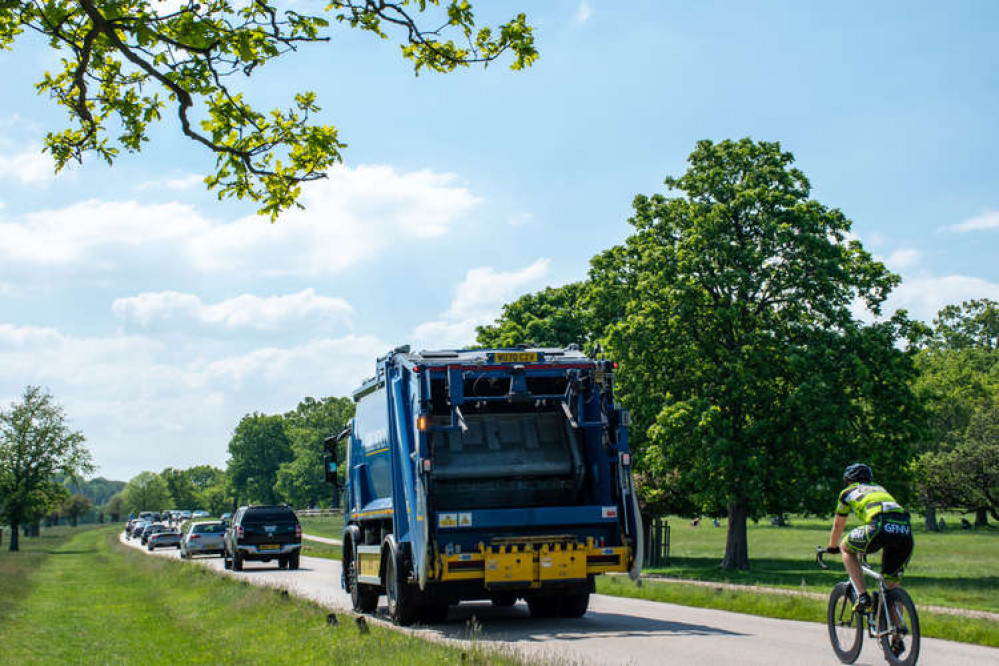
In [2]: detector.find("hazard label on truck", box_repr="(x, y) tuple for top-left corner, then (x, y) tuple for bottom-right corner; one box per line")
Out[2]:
(458, 513), (473, 527)
(601, 506), (618, 519)
(438, 513), (457, 528)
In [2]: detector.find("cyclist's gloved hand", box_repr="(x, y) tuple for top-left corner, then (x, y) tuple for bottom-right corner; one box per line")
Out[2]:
(825, 546), (841, 554)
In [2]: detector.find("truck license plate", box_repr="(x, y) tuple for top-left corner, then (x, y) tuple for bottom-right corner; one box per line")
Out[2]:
(494, 352), (537, 363)
(258, 544), (280, 551)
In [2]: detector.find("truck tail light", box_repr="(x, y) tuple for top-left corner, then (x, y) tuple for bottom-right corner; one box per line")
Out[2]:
(417, 414), (429, 431)
(295, 524), (302, 538)
(422, 458), (432, 473)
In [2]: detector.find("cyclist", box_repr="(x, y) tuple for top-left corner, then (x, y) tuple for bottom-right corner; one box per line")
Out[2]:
(826, 463), (913, 615)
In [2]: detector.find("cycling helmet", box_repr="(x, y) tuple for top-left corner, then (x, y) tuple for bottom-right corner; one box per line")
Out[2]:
(843, 463), (872, 484)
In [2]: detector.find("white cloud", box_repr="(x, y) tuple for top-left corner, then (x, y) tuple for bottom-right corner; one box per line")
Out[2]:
(945, 210), (999, 233)
(0, 199), (208, 265)
(575, 1), (594, 23)
(134, 173), (204, 192)
(886, 273), (999, 322)
(884, 248), (921, 271)
(0, 322), (387, 479)
(112, 288), (353, 332)
(412, 259), (551, 348)
(0, 164), (480, 276)
(0, 146), (55, 185)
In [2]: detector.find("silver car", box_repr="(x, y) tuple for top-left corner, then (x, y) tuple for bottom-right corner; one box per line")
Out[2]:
(147, 528), (181, 551)
(181, 521), (226, 558)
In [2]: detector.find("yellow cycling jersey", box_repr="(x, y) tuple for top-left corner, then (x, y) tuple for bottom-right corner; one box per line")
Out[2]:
(835, 482), (905, 523)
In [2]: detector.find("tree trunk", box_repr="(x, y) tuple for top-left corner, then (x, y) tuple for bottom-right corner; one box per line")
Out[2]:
(720, 501), (750, 570)
(923, 506), (938, 532)
(71, 515), (78, 527)
(975, 507), (989, 527)
(9, 519), (20, 552)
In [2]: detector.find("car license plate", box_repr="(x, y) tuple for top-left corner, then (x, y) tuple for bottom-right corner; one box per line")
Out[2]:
(494, 352), (537, 363)
(259, 544), (280, 551)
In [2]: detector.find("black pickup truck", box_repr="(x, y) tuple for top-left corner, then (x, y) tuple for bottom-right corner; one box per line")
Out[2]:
(223, 505), (302, 571)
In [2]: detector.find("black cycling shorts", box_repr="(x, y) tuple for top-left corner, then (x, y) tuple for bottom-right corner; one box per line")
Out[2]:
(843, 512), (914, 580)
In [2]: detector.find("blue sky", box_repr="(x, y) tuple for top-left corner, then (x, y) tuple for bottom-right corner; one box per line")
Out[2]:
(1, 1), (997, 481)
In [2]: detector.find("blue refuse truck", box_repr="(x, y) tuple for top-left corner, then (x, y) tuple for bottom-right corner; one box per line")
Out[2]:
(324, 345), (643, 624)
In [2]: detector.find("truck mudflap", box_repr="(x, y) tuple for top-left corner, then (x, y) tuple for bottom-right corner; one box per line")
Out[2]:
(436, 537), (631, 586)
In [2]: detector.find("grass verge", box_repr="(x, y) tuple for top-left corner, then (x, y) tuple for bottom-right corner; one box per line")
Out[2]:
(0, 526), (513, 664)
(298, 514), (344, 540)
(302, 539), (342, 561)
(597, 575), (999, 648)
(641, 514), (998, 612)
(0, 525), (96, 625)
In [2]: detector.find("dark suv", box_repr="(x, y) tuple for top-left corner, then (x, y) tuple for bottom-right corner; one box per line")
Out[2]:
(223, 505), (302, 571)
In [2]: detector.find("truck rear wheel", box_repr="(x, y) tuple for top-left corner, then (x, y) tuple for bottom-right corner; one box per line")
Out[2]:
(419, 603), (449, 624)
(385, 547), (418, 626)
(559, 591), (590, 618)
(527, 597), (559, 619)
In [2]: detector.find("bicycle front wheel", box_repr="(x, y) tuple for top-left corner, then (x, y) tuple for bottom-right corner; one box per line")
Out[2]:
(827, 582), (863, 663)
(878, 587), (920, 666)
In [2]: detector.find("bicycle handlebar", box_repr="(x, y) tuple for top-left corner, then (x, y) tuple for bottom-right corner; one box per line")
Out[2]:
(815, 546), (829, 570)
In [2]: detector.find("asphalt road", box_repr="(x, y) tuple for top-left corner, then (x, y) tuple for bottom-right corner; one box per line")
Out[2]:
(121, 534), (997, 665)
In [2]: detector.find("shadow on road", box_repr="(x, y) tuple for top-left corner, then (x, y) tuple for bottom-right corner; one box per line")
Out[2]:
(424, 602), (747, 643)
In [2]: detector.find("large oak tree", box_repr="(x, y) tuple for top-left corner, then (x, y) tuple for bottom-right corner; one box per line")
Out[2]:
(1, 1), (537, 218)
(589, 139), (922, 570)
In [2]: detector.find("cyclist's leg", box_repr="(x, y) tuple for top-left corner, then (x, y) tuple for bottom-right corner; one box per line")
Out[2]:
(841, 522), (877, 597)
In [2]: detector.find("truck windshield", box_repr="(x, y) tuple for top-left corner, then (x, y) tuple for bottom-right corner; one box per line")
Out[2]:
(432, 410), (584, 509)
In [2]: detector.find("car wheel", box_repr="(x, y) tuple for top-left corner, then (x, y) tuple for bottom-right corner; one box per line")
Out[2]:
(147, 544), (154, 551)
(223, 549), (232, 570)
(288, 552), (300, 570)
(278, 556), (288, 569)
(233, 552), (243, 571)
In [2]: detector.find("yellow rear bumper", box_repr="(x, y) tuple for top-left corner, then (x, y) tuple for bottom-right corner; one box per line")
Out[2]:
(436, 537), (630, 587)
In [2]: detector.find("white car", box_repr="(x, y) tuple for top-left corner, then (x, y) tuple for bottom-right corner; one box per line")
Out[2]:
(192, 510), (210, 518)
(179, 510), (193, 519)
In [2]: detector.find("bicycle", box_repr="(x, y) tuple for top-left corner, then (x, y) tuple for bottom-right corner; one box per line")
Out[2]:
(816, 546), (920, 665)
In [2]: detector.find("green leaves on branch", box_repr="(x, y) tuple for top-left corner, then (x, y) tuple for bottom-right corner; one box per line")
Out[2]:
(5, 1), (537, 219)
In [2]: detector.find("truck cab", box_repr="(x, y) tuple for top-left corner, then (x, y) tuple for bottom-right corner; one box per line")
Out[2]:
(326, 345), (642, 625)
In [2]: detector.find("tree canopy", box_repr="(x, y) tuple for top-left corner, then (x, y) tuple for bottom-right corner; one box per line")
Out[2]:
(476, 282), (597, 350)
(274, 396), (354, 508)
(120, 470), (172, 513)
(595, 140), (924, 569)
(0, 386), (94, 551)
(227, 411), (292, 505)
(914, 299), (999, 525)
(1, 1), (536, 218)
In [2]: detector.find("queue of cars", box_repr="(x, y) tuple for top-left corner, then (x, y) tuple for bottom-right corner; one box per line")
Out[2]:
(124, 505), (304, 572)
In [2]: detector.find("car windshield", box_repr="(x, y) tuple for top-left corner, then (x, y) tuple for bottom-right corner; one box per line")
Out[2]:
(242, 509), (297, 525)
(193, 524), (225, 534)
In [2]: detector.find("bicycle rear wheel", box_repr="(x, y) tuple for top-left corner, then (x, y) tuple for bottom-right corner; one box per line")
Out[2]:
(827, 582), (863, 663)
(878, 587), (920, 666)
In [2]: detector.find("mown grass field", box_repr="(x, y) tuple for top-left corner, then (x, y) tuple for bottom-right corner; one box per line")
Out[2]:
(644, 514), (999, 612)
(0, 526), (512, 664)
